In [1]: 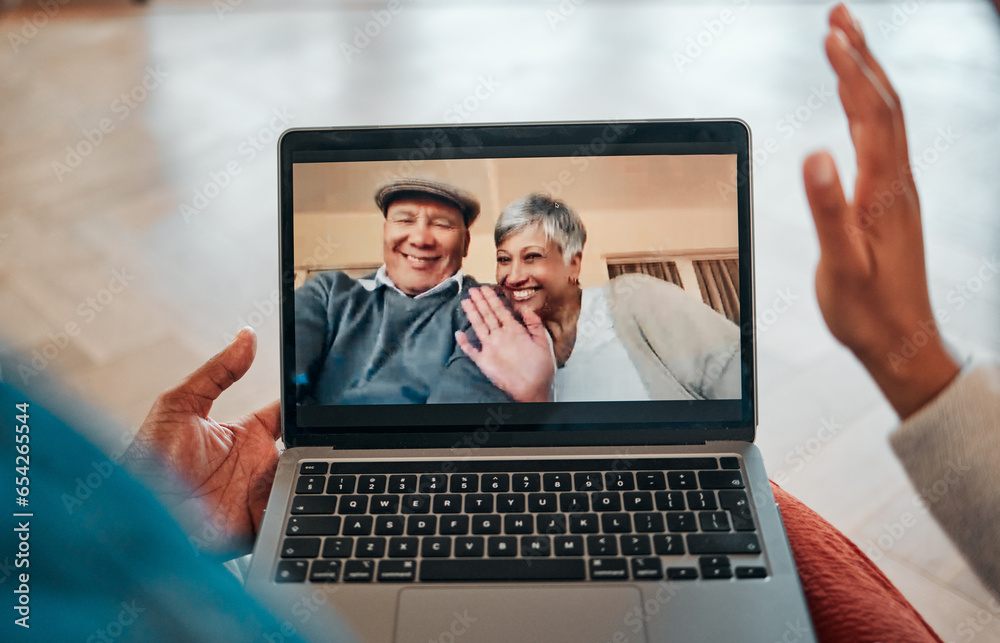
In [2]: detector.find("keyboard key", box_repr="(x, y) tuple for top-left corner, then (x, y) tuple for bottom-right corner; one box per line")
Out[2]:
(574, 472), (603, 491)
(667, 471), (697, 490)
(631, 557), (663, 580)
(601, 513), (632, 533)
(290, 495), (337, 515)
(560, 493), (589, 513)
(620, 534), (652, 556)
(356, 537), (386, 558)
(699, 511), (731, 532)
(504, 514), (533, 535)
(378, 560), (416, 582)
(527, 493), (558, 512)
(342, 516), (373, 535)
(699, 555), (731, 570)
(634, 512), (665, 533)
(286, 516), (341, 536)
(388, 475), (417, 493)
(439, 515), (470, 535)
(718, 490), (756, 531)
(472, 515), (502, 534)
(300, 462), (329, 475)
(337, 495), (368, 514)
(280, 537), (320, 558)
(388, 537), (419, 557)
(590, 558), (629, 580)
(699, 471), (745, 489)
(623, 492), (653, 511)
(553, 535), (584, 556)
(587, 535), (618, 556)
(702, 566), (733, 579)
(655, 491), (686, 511)
(322, 537), (354, 558)
(369, 495), (400, 514)
(422, 537), (452, 557)
(454, 537), (485, 557)
(375, 515), (405, 535)
(592, 492), (622, 512)
(419, 474), (448, 493)
(309, 560), (340, 582)
(406, 516), (437, 535)
(569, 514), (599, 533)
(295, 476), (325, 494)
(450, 474), (478, 493)
(482, 474), (509, 492)
(464, 494), (494, 513)
(420, 559), (585, 582)
(512, 473), (540, 492)
(327, 475), (356, 494)
(720, 457), (740, 470)
(653, 534), (685, 555)
(687, 533), (761, 555)
(497, 494), (526, 513)
(542, 472), (572, 491)
(736, 566), (768, 579)
(687, 491), (717, 511)
(536, 514), (567, 535)
(636, 472), (666, 490)
(605, 472), (635, 490)
(487, 536), (518, 557)
(433, 494), (462, 513)
(667, 567), (698, 580)
(520, 536), (551, 557)
(666, 512), (697, 532)
(401, 494), (430, 514)
(343, 560), (374, 582)
(359, 475), (387, 493)
(275, 560), (308, 582)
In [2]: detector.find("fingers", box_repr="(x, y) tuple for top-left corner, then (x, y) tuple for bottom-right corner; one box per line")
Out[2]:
(519, 307), (549, 342)
(477, 286), (521, 328)
(803, 151), (867, 275)
(461, 295), (493, 344)
(249, 399), (282, 441)
(169, 327), (258, 415)
(469, 287), (502, 331)
(824, 5), (910, 185)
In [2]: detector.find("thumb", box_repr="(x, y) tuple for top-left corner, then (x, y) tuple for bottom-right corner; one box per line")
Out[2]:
(169, 327), (258, 417)
(803, 151), (865, 273)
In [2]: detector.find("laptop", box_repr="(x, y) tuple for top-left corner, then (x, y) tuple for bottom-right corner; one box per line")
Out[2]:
(246, 120), (817, 643)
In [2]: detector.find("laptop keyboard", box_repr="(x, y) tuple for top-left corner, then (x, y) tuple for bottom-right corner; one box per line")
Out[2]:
(274, 458), (767, 584)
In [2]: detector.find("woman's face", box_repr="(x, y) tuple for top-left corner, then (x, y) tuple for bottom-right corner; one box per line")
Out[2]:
(496, 224), (581, 319)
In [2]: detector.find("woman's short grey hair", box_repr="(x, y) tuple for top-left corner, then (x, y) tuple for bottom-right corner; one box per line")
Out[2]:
(494, 193), (587, 264)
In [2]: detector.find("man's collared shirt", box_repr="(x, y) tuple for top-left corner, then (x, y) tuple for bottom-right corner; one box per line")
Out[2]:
(362, 265), (466, 299)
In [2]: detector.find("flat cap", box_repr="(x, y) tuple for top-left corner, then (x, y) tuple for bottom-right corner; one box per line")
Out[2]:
(375, 177), (480, 226)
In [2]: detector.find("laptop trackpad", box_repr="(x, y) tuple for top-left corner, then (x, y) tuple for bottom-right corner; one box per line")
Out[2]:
(395, 586), (647, 643)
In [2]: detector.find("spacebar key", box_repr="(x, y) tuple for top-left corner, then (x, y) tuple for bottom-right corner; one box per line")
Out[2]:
(420, 559), (586, 582)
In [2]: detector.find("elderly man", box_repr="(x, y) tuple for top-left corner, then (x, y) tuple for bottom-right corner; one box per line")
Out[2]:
(294, 177), (509, 405)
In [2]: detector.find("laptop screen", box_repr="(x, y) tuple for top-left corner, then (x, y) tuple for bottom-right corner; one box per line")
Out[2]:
(280, 121), (755, 447)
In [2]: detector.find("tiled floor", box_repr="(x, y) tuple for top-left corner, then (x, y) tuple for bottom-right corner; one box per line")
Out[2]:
(1, 0), (998, 639)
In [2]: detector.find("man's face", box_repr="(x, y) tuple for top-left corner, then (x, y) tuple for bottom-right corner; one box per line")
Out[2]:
(383, 197), (469, 296)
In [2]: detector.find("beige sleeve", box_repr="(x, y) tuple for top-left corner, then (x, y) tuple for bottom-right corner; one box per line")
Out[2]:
(889, 363), (1000, 598)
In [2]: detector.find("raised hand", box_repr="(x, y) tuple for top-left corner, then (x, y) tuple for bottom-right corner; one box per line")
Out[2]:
(802, 3), (959, 418)
(124, 327), (281, 554)
(456, 286), (555, 403)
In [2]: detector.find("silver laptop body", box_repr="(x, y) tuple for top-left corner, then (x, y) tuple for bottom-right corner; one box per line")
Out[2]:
(246, 120), (816, 643)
